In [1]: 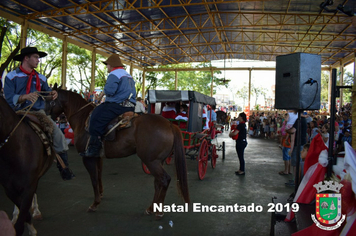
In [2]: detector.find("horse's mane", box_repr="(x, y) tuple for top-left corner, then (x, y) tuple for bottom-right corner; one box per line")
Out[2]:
(58, 89), (88, 104)
(57, 89), (93, 121)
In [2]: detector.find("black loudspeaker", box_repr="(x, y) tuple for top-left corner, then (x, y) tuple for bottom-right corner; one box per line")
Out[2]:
(275, 53), (321, 110)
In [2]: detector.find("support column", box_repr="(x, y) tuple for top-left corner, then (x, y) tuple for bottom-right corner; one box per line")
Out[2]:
(61, 36), (67, 89)
(248, 68), (252, 112)
(339, 63), (344, 109)
(130, 62), (134, 76)
(352, 54), (356, 148)
(142, 68), (146, 98)
(210, 69), (214, 97)
(328, 69), (332, 114)
(175, 70), (178, 90)
(20, 19), (28, 49)
(90, 47), (96, 92)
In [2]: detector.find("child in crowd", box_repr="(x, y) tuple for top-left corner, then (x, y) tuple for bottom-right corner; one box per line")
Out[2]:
(339, 128), (352, 151)
(309, 121), (319, 141)
(230, 119), (239, 140)
(299, 143), (310, 180)
(263, 118), (269, 139)
(283, 110), (298, 156)
(320, 123), (330, 145)
(279, 132), (291, 175)
(279, 113), (288, 148)
(269, 116), (276, 139)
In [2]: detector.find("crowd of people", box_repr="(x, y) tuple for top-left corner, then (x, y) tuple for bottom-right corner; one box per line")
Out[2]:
(246, 107), (352, 149)
(242, 104), (352, 187)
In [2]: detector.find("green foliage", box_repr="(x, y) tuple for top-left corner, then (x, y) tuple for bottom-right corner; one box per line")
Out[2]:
(0, 18), (63, 83)
(66, 43), (106, 92)
(321, 70), (353, 104)
(235, 83), (267, 107)
(235, 84), (249, 108)
(0, 18), (21, 73)
(251, 84), (267, 105)
(153, 62), (224, 95)
(27, 29), (62, 79)
(133, 70), (158, 97)
(320, 71), (329, 103)
(343, 71), (353, 103)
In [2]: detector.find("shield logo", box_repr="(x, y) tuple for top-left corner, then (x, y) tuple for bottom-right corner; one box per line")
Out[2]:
(315, 193), (342, 225)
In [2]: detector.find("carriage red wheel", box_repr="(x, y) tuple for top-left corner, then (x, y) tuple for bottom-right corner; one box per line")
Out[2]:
(142, 162), (151, 174)
(197, 139), (209, 180)
(165, 156), (172, 165)
(211, 144), (218, 169)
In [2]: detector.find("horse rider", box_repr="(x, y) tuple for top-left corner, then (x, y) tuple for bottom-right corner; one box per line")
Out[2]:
(82, 54), (136, 158)
(3, 46), (75, 180)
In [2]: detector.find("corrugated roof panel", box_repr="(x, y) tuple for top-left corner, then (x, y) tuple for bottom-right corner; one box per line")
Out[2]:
(0, 0), (354, 67)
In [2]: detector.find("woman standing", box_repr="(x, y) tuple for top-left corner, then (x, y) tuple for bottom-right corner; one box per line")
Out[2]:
(229, 112), (248, 175)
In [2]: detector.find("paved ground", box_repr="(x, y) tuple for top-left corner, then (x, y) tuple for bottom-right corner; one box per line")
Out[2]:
(0, 131), (294, 236)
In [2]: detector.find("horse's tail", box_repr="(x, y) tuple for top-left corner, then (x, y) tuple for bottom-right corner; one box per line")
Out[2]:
(172, 124), (190, 204)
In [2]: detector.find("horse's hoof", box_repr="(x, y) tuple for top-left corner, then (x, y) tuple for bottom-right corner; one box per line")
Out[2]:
(87, 206), (97, 212)
(144, 209), (153, 215)
(32, 214), (43, 220)
(155, 213), (164, 220)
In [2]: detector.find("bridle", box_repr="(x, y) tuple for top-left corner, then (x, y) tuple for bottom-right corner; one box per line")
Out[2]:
(47, 92), (95, 121)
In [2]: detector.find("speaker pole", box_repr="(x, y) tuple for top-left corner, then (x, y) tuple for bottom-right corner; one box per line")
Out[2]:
(327, 69), (337, 178)
(294, 110), (302, 193)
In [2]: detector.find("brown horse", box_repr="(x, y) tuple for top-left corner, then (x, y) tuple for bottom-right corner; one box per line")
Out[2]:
(47, 88), (190, 217)
(0, 83), (54, 235)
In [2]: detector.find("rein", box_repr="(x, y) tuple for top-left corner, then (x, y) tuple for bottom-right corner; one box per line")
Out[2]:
(67, 102), (96, 120)
(49, 91), (95, 121)
(0, 91), (53, 150)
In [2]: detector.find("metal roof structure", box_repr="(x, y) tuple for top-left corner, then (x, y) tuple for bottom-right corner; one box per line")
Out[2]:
(0, 0), (355, 68)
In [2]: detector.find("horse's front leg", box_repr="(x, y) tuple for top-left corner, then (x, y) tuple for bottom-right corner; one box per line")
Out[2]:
(97, 157), (104, 198)
(82, 156), (101, 212)
(12, 205), (19, 224)
(14, 189), (36, 236)
(31, 193), (42, 220)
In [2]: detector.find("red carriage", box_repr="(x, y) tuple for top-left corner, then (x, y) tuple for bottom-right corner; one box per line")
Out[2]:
(143, 90), (225, 180)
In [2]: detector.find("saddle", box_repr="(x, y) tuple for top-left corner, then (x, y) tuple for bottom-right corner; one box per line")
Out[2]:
(16, 111), (54, 156)
(85, 111), (138, 141)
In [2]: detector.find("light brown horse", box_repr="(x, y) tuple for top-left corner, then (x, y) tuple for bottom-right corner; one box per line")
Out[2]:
(0, 83), (54, 235)
(47, 88), (190, 217)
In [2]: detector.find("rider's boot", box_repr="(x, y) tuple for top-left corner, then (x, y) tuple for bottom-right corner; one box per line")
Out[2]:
(80, 135), (102, 158)
(57, 151), (75, 180)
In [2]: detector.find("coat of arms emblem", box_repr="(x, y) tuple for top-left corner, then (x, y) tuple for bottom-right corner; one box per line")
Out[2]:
(311, 181), (346, 230)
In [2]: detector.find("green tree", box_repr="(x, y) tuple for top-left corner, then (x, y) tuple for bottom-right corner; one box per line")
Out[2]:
(66, 44), (106, 92)
(320, 71), (329, 103)
(155, 63), (224, 95)
(0, 18), (21, 76)
(133, 70), (158, 98)
(342, 71), (354, 103)
(251, 84), (267, 106)
(27, 30), (62, 79)
(0, 18), (63, 84)
(235, 84), (249, 108)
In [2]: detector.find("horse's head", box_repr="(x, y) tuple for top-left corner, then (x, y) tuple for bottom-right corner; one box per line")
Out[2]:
(44, 84), (65, 120)
(45, 85), (91, 121)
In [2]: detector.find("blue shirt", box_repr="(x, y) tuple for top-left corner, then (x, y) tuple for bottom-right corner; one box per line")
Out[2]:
(4, 67), (51, 111)
(207, 110), (217, 122)
(104, 69), (136, 104)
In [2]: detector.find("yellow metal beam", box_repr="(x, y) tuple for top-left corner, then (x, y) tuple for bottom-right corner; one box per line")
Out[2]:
(61, 36), (68, 89)
(91, 47), (96, 92)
